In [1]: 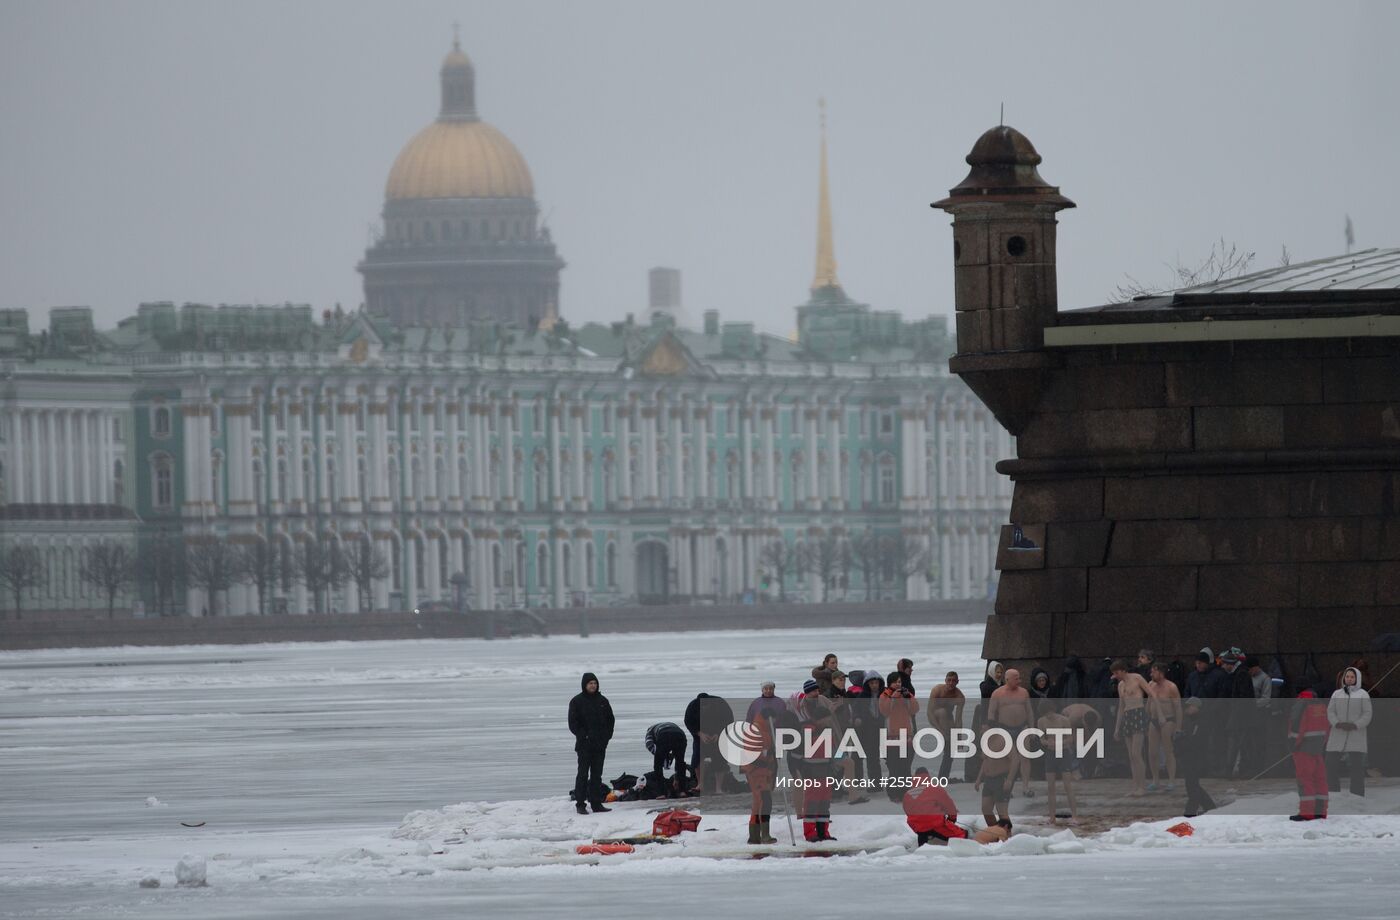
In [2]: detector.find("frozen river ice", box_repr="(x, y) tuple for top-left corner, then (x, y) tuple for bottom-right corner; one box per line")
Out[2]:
(2, 625), (1397, 919)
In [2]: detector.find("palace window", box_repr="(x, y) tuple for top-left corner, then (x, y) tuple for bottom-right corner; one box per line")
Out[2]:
(151, 453), (173, 510)
(606, 543), (617, 587)
(152, 407), (171, 438)
(562, 543), (573, 589)
(879, 457), (896, 505)
(585, 542), (595, 588)
(537, 542), (550, 588)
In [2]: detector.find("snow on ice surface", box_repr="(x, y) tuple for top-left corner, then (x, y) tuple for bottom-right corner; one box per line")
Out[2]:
(2, 626), (1398, 919)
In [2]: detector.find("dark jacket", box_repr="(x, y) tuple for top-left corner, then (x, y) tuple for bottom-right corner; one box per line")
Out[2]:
(1029, 668), (1051, 700)
(646, 721), (687, 758)
(684, 693), (733, 739)
(568, 672), (615, 753)
(1186, 663), (1231, 700)
(1051, 657), (1087, 700)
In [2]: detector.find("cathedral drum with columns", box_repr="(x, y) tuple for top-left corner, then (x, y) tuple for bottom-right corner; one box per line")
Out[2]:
(0, 41), (1008, 619)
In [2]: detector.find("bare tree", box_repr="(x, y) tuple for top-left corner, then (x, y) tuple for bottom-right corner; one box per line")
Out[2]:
(1112, 238), (1257, 301)
(757, 538), (801, 602)
(236, 539), (288, 616)
(344, 537), (389, 612)
(878, 533), (931, 600)
(296, 536), (346, 614)
(0, 546), (45, 619)
(78, 542), (135, 619)
(801, 534), (850, 603)
(138, 531), (184, 616)
(185, 539), (239, 616)
(849, 529), (883, 601)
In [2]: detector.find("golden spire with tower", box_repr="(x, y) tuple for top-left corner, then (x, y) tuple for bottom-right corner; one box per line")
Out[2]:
(812, 98), (841, 291)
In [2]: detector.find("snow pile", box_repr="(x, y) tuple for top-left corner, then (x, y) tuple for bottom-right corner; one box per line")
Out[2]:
(175, 854), (207, 887)
(144, 796), (167, 808)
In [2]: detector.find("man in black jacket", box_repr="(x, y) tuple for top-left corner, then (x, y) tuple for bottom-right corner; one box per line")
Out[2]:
(684, 693), (734, 795)
(568, 672), (615, 814)
(1219, 651), (1256, 778)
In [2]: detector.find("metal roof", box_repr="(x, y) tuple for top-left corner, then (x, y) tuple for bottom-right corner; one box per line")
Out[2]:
(1174, 248), (1400, 294)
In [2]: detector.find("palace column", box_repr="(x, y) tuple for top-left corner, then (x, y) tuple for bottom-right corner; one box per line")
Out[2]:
(760, 404), (776, 507)
(499, 397), (515, 506)
(804, 405), (819, 509)
(641, 403), (658, 501)
(695, 406), (709, 501)
(570, 402), (586, 511)
(287, 395), (305, 512)
(10, 408), (25, 502)
(420, 390), (438, 509)
(826, 406), (842, 508)
(670, 403), (683, 502)
(78, 411), (91, 503)
(549, 402), (563, 509)
(740, 405), (753, 500)
(470, 398), (487, 506)
(98, 409), (111, 503)
(616, 404), (633, 508)
(367, 386), (390, 513)
(445, 394), (462, 510)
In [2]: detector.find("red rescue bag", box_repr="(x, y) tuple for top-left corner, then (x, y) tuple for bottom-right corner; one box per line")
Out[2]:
(651, 809), (703, 837)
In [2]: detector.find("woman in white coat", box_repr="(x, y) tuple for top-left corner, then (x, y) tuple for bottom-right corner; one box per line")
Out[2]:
(1326, 666), (1372, 796)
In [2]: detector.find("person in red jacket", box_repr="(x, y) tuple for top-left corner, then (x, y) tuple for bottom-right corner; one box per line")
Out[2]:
(880, 672), (919, 801)
(1288, 687), (1330, 821)
(903, 768), (968, 846)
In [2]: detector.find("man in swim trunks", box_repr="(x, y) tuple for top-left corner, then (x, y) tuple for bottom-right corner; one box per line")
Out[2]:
(974, 722), (1015, 826)
(1036, 706), (1079, 825)
(1111, 659), (1151, 796)
(1147, 661), (1183, 792)
(988, 668), (1034, 797)
(927, 671), (966, 782)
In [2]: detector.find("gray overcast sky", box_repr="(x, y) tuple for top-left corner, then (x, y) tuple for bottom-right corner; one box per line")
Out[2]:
(2, 0), (1397, 336)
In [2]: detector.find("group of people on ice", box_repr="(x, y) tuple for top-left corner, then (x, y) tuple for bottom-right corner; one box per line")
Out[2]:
(567, 647), (1378, 845)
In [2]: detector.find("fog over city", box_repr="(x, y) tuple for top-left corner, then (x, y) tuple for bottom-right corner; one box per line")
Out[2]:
(3, 0), (1397, 334)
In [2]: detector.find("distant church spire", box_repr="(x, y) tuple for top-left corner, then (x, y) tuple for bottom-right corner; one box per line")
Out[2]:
(812, 98), (841, 292)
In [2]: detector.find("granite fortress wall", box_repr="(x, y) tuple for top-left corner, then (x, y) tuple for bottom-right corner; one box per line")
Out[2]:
(934, 125), (1400, 681)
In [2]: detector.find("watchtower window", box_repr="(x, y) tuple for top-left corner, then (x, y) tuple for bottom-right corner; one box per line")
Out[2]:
(1006, 235), (1027, 257)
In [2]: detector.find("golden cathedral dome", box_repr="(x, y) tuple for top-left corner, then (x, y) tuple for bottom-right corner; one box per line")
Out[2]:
(383, 39), (535, 201)
(385, 121), (534, 199)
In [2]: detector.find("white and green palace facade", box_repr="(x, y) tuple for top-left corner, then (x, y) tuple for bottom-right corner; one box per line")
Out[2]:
(0, 295), (1009, 616)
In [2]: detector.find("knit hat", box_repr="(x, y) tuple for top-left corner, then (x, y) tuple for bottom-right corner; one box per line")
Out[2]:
(1220, 652), (1240, 666)
(760, 680), (775, 691)
(803, 679), (819, 693)
(1196, 651), (1212, 664)
(1200, 647), (1214, 661)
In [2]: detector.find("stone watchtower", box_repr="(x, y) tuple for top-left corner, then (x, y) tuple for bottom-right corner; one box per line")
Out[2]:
(935, 126), (1074, 356)
(933, 125), (1400, 683)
